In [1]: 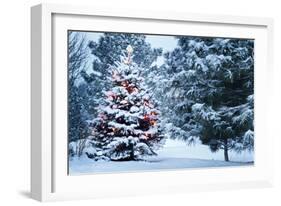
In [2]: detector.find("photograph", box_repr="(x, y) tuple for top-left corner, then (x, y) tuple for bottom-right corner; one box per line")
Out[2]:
(67, 30), (254, 175)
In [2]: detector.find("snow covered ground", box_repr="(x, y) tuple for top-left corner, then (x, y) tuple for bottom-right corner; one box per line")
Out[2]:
(69, 139), (254, 175)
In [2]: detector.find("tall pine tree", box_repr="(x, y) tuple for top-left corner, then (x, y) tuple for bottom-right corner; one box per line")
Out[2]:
(151, 37), (254, 161)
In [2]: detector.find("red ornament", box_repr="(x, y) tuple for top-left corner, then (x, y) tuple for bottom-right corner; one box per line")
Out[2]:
(143, 114), (150, 121)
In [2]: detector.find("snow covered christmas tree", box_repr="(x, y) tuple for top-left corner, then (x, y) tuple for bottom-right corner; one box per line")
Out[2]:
(89, 45), (164, 161)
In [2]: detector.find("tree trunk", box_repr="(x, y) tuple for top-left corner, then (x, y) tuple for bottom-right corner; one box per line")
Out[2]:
(224, 140), (229, 162)
(129, 143), (135, 160)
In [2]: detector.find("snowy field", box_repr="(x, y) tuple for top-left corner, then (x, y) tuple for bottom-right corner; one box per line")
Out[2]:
(69, 139), (254, 175)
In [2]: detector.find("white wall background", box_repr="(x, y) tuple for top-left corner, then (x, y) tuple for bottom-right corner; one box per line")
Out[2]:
(0, 0), (280, 205)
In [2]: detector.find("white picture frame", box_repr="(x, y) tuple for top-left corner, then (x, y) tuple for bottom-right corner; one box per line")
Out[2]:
(31, 3), (274, 202)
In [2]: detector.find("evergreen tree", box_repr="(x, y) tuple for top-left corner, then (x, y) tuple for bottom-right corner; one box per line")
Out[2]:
(151, 37), (254, 161)
(89, 46), (164, 161)
(82, 33), (162, 118)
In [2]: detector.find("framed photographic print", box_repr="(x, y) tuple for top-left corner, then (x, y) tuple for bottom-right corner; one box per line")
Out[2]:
(31, 3), (274, 201)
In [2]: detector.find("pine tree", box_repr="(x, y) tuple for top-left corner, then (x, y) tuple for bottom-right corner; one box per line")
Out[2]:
(151, 37), (254, 161)
(89, 46), (164, 161)
(82, 33), (162, 119)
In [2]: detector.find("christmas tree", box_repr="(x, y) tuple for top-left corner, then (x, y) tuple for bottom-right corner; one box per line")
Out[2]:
(90, 45), (164, 161)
